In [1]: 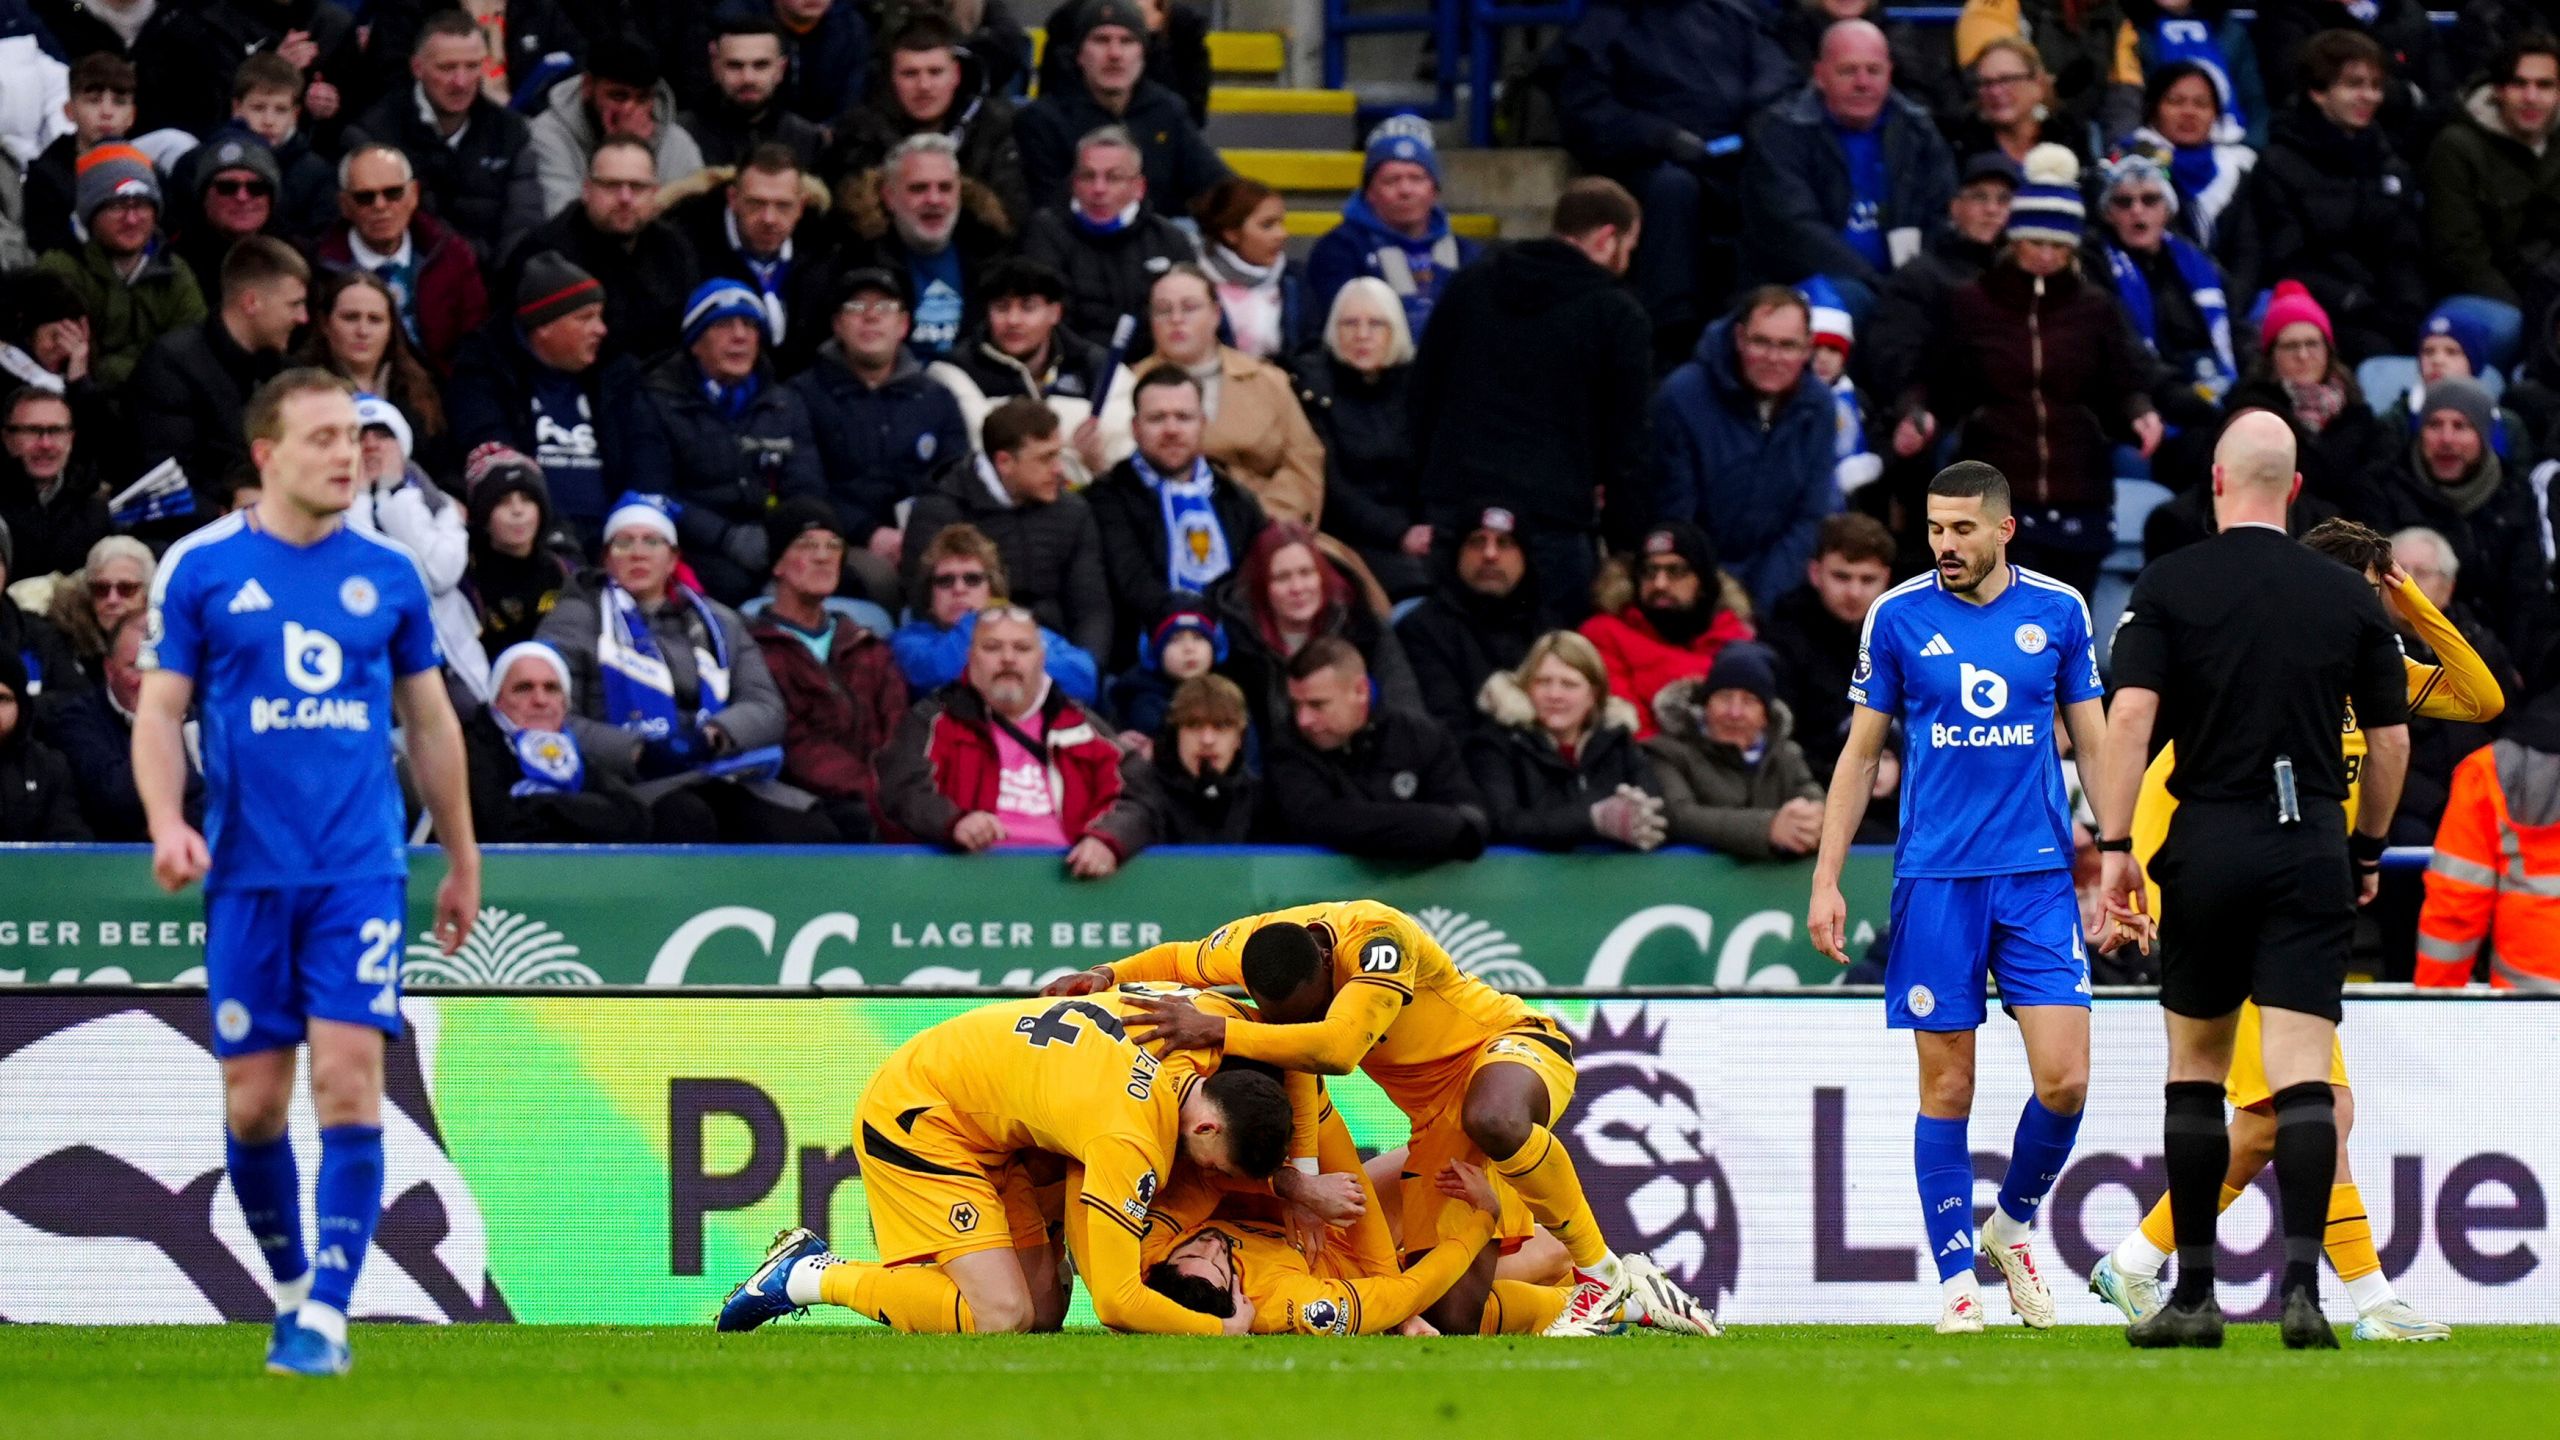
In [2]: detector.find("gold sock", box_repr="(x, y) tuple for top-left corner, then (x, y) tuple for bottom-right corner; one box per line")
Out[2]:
(1490, 1125), (1609, 1270)
(1481, 1280), (1571, 1335)
(817, 1261), (978, 1333)
(2138, 1182), (2245, 1253)
(2325, 1182), (2382, 1282)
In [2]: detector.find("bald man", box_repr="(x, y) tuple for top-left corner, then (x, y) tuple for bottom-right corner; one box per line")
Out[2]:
(1739, 18), (1954, 310)
(2091, 411), (2411, 1351)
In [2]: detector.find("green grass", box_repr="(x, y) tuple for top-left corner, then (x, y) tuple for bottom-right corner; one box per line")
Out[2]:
(5, 1324), (2555, 1439)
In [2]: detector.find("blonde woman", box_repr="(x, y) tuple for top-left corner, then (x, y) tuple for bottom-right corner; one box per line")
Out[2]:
(1462, 629), (1666, 850)
(1297, 277), (1428, 597)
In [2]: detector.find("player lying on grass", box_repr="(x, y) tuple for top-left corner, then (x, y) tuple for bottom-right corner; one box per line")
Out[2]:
(2089, 519), (2499, 1343)
(1043, 899), (1716, 1337)
(718, 987), (1358, 1335)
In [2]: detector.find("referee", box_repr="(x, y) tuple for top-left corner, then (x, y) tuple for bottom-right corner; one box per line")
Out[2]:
(2090, 412), (2409, 1350)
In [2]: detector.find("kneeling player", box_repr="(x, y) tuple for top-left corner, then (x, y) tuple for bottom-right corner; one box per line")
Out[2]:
(717, 989), (1308, 1335)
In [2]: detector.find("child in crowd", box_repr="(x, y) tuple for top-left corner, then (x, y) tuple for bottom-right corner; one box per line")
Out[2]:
(1803, 278), (1883, 500)
(1150, 673), (1262, 843)
(24, 55), (136, 255)
(1107, 591), (1229, 749)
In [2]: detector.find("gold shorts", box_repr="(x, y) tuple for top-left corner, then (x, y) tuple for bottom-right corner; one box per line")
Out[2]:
(1394, 1022), (1578, 1253)
(2225, 999), (2352, 1110)
(852, 1090), (1050, 1266)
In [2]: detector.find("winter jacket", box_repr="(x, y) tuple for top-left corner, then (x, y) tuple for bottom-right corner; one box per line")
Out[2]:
(1019, 202), (1200, 349)
(1559, 0), (1795, 169)
(927, 323), (1134, 486)
(1774, 6), (1965, 115)
(346, 466), (492, 701)
(1462, 672), (1659, 849)
(1859, 228), (1997, 409)
(1408, 238), (1652, 541)
(29, 0), (229, 138)
(35, 238), (206, 391)
(0, 601), (83, 702)
(1579, 602), (1758, 740)
(461, 708), (652, 843)
(1265, 707), (1488, 861)
(1642, 676), (1822, 859)
(1149, 346), (1329, 528)
(2081, 236), (2245, 427)
(1295, 354), (1420, 557)
(716, 0), (869, 124)
(823, 48), (1030, 228)
(40, 682), (197, 841)
(503, 205), (703, 366)
(2341, 451), (2556, 651)
(347, 82), (536, 267)
(1923, 261), (2158, 514)
(1014, 73), (1232, 216)
(1740, 87), (1957, 290)
(1039, 0), (1212, 126)
(168, 123), (334, 248)
(1756, 582), (1866, 777)
(2256, 0), (2451, 158)
(2418, 692), (2560, 989)
(536, 571), (787, 753)
(794, 342), (972, 541)
(1303, 202), (1479, 343)
(2424, 85), (2560, 307)
(627, 353), (826, 606)
(1650, 315), (1842, 613)
(901, 455), (1115, 663)
(361, 0), (586, 102)
(1148, 751), (1263, 844)
(833, 167), (1017, 361)
(445, 323), (645, 542)
(1087, 455), (1268, 635)
(889, 609), (1101, 705)
(681, 97), (827, 173)
(875, 677), (1153, 856)
(2224, 104), (2427, 360)
(507, 72), (708, 250)
(747, 608), (909, 807)
(0, 726), (87, 840)
(0, 457), (109, 582)
(314, 211), (491, 375)
(21, 131), (76, 258)
(663, 177), (844, 377)
(127, 317), (284, 509)
(1395, 574), (1542, 728)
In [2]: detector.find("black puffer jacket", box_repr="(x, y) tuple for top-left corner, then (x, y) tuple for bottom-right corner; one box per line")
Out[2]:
(1461, 671), (1659, 849)
(461, 708), (653, 843)
(1294, 352), (1420, 557)
(127, 318), (283, 514)
(0, 646), (86, 840)
(347, 85), (535, 267)
(1266, 707), (1489, 860)
(1013, 73), (1231, 214)
(1019, 203), (1199, 349)
(1148, 751), (1263, 844)
(900, 456), (1115, 664)
(626, 354), (827, 607)
(1395, 572), (1542, 728)
(2223, 104), (2427, 361)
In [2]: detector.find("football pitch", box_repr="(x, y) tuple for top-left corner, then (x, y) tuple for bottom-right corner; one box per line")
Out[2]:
(7, 1325), (2557, 1440)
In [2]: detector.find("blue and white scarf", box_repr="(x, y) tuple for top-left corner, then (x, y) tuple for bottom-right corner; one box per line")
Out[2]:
(499, 719), (587, 796)
(1828, 375), (1882, 496)
(726, 209), (794, 343)
(2105, 235), (2236, 396)
(597, 582), (732, 775)
(1131, 452), (1232, 593)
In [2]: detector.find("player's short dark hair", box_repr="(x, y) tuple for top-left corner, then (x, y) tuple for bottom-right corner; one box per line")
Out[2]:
(1201, 1068), (1291, 1178)
(982, 397), (1060, 457)
(2301, 30), (2387, 94)
(1817, 513), (1896, 567)
(70, 53), (136, 98)
(221, 235), (310, 304)
(244, 367), (356, 445)
(234, 51), (304, 102)
(417, 9), (482, 46)
(2302, 518), (2393, 578)
(1927, 461), (2012, 512)
(1286, 634), (1366, 683)
(739, 142), (803, 183)
(1143, 1261), (1237, 1318)
(2493, 32), (2560, 85)
(1240, 924), (1327, 1003)
(1551, 176), (1638, 240)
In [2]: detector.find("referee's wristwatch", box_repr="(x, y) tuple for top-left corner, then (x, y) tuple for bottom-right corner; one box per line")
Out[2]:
(2349, 832), (2387, 872)
(2094, 836), (2133, 854)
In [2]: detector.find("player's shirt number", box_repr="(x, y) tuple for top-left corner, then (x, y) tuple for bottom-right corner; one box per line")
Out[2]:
(1015, 999), (1127, 1048)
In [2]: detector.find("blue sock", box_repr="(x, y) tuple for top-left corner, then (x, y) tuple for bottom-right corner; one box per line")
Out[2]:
(226, 1132), (308, 1286)
(1997, 1096), (2084, 1228)
(1914, 1114), (1975, 1282)
(306, 1124), (384, 1318)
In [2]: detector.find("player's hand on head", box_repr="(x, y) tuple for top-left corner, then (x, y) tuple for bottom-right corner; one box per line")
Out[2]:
(1221, 1291), (1257, 1336)
(1124, 993), (1223, 1051)
(149, 826), (210, 893)
(1435, 1159), (1497, 1216)
(1808, 881), (1851, 966)
(1040, 965), (1116, 997)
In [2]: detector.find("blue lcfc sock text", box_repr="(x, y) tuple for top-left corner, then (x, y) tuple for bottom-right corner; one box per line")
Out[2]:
(1914, 1113), (1975, 1282)
(1998, 1095), (2084, 1227)
(307, 1124), (384, 1315)
(226, 1132), (307, 1284)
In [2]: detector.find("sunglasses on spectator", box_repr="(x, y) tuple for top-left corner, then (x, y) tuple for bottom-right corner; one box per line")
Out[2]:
(3, 423), (72, 440)
(932, 570), (990, 590)
(210, 177), (273, 199)
(90, 578), (143, 601)
(345, 184), (410, 208)
(2108, 192), (2168, 211)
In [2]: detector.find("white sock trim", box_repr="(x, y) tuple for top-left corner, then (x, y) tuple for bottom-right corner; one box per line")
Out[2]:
(295, 1301), (348, 1346)
(274, 1271), (311, 1318)
(785, 1255), (833, 1306)
(2343, 1270), (2395, 1315)
(1941, 1273), (1980, 1303)
(2113, 1230), (2170, 1279)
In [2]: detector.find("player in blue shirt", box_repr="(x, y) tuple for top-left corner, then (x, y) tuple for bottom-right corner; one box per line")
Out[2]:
(133, 370), (481, 1378)
(1806, 462), (2115, 1334)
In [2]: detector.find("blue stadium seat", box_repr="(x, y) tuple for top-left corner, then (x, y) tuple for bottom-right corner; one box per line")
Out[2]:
(737, 595), (896, 639)
(2359, 355), (2508, 406)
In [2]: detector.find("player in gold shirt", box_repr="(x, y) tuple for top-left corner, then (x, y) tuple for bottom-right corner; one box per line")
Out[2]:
(715, 987), (1338, 1336)
(2092, 521), (2500, 1341)
(1043, 898), (1717, 1337)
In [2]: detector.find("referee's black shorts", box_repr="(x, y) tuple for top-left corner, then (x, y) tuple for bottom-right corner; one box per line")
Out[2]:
(2153, 799), (2354, 1023)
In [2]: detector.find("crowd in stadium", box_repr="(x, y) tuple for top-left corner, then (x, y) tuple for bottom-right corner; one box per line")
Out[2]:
(0, 0), (2552, 966)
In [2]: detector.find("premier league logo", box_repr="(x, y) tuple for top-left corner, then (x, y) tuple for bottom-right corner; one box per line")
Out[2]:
(1555, 1008), (1740, 1310)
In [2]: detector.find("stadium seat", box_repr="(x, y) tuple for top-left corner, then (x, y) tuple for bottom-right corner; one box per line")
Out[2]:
(2359, 355), (2508, 405)
(738, 595), (896, 639)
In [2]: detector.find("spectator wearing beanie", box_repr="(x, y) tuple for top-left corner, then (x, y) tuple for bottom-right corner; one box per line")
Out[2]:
(2384, 306), (2530, 466)
(465, 444), (581, 654)
(748, 496), (910, 842)
(510, 34), (707, 247)
(1397, 504), (1543, 729)
(35, 143), (205, 389)
(2344, 378), (2558, 654)
(504, 137), (702, 365)
(1039, 0), (1210, 126)
(1463, 628), (1667, 852)
(1896, 143), (2161, 598)
(629, 278), (826, 607)
(448, 252), (644, 544)
(2082, 149), (2242, 429)
(1642, 641), (1825, 861)
(464, 641), (655, 845)
(168, 133), (286, 302)
(1109, 591), (1233, 751)
(1803, 276), (1885, 503)
(1015, 0), (1231, 214)
(1147, 672), (1262, 844)
(1578, 521), (1758, 740)
(2208, 278), (2381, 504)
(1305, 117), (1480, 343)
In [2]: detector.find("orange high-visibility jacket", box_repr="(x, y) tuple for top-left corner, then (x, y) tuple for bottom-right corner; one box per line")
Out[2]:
(2417, 738), (2560, 989)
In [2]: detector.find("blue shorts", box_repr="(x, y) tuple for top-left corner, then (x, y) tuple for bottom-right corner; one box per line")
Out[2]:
(204, 879), (409, 1058)
(1883, 871), (2090, 1031)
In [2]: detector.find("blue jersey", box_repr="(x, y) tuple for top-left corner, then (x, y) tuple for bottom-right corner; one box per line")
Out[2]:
(142, 512), (442, 893)
(1847, 566), (2102, 878)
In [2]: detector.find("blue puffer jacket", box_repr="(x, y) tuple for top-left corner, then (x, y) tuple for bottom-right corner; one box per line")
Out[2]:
(890, 609), (1101, 706)
(627, 353), (826, 607)
(1305, 197), (1481, 341)
(1648, 315), (1841, 613)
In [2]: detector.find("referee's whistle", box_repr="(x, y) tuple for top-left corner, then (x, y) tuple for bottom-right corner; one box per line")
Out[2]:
(2273, 755), (2302, 827)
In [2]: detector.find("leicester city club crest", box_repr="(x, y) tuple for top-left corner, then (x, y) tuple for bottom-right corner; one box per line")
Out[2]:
(2013, 623), (2047, 655)
(340, 575), (378, 617)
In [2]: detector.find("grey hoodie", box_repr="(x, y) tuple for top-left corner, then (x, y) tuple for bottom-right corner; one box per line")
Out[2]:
(507, 72), (709, 248)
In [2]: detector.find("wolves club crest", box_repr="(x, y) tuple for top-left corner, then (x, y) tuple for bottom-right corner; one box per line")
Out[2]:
(1555, 1006), (1741, 1311)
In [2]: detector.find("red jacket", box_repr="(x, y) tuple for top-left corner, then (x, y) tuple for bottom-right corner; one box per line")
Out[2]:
(1579, 604), (1757, 739)
(747, 611), (908, 808)
(313, 210), (488, 374)
(874, 679), (1153, 857)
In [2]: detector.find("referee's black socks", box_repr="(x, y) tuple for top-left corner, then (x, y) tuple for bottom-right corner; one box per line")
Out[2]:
(2271, 1082), (2340, 1300)
(2162, 1081), (2229, 1307)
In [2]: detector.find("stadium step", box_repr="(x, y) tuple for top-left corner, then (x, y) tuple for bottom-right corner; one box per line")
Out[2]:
(1203, 86), (1357, 150)
(1027, 28), (1288, 83)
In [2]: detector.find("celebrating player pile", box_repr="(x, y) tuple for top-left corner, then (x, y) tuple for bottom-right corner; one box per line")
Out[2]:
(718, 900), (1717, 1337)
(1808, 462), (2113, 1333)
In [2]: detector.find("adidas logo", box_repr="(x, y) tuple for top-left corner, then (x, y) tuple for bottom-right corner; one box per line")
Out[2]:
(314, 1245), (350, 1271)
(227, 579), (274, 614)
(1920, 633), (1954, 658)
(1940, 1230), (1973, 1256)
